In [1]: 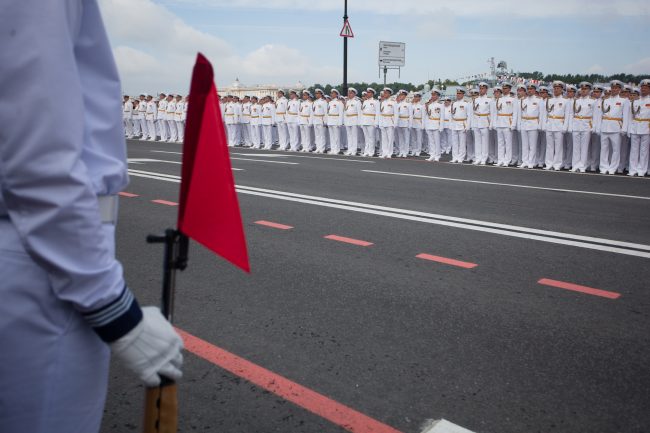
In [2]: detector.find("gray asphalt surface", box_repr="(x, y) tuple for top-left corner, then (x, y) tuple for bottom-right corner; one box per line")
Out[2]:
(101, 139), (650, 433)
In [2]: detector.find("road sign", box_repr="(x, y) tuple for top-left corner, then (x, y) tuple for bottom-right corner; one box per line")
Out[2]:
(378, 41), (405, 67)
(340, 19), (354, 38)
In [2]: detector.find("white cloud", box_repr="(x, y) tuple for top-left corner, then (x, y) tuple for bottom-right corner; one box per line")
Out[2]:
(98, 0), (339, 94)
(586, 64), (604, 73)
(624, 58), (650, 75)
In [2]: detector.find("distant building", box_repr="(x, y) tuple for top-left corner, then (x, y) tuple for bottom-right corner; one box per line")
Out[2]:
(220, 78), (305, 98)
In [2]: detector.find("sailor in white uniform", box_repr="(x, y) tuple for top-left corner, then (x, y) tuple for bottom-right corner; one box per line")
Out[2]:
(312, 89), (329, 153)
(410, 92), (425, 156)
(156, 93), (169, 142)
(249, 96), (262, 149)
(122, 95), (134, 138)
(145, 95), (158, 141)
(174, 94), (185, 143)
(570, 82), (596, 172)
(450, 88), (472, 163)
(344, 88), (362, 156)
(598, 80), (630, 174)
(543, 81), (570, 170)
(0, 3), (183, 433)
(360, 88), (380, 157)
(240, 95), (252, 147)
(491, 85), (517, 167)
(424, 89), (444, 162)
(166, 94), (178, 142)
(286, 91), (302, 151)
(629, 81), (650, 176)
(395, 89), (412, 158)
(379, 88), (399, 158)
(275, 90), (289, 150)
(299, 91), (314, 152)
(327, 89), (344, 154)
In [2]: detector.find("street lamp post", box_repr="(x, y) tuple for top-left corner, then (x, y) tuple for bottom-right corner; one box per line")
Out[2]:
(343, 0), (348, 94)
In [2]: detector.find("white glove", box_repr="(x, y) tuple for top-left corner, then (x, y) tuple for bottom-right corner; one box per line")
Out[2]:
(110, 306), (184, 387)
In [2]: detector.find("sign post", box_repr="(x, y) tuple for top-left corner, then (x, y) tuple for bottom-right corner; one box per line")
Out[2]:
(378, 41), (405, 85)
(340, 0), (354, 94)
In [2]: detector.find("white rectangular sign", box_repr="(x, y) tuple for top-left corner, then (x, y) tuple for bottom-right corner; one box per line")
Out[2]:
(378, 41), (405, 67)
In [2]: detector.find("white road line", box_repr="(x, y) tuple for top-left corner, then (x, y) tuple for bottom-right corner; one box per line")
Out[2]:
(234, 151), (375, 163)
(363, 170), (650, 201)
(127, 169), (650, 258)
(420, 419), (475, 433)
(128, 159), (243, 170)
(151, 150), (182, 155)
(230, 157), (298, 165)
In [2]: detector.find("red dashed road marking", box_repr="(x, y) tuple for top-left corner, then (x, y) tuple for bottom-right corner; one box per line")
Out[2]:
(538, 278), (621, 299)
(151, 199), (178, 206)
(255, 220), (294, 230)
(118, 192), (139, 198)
(324, 235), (374, 247)
(177, 328), (403, 433)
(416, 253), (478, 269)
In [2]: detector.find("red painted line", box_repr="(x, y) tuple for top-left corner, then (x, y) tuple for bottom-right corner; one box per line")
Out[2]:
(151, 199), (178, 206)
(416, 253), (477, 269)
(118, 192), (139, 198)
(538, 278), (620, 299)
(324, 235), (373, 247)
(255, 220), (294, 230)
(177, 328), (402, 433)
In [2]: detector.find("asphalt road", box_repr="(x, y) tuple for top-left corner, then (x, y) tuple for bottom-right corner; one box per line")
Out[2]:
(102, 140), (650, 433)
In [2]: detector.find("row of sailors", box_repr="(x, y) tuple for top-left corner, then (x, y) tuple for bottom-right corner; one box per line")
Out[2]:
(122, 93), (188, 142)
(221, 79), (650, 176)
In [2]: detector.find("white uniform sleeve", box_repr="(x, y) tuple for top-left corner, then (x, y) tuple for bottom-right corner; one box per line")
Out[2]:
(0, 0), (141, 342)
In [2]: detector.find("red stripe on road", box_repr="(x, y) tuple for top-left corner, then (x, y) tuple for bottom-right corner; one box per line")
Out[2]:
(151, 199), (178, 206)
(538, 278), (621, 299)
(255, 220), (294, 230)
(324, 235), (373, 247)
(416, 253), (477, 269)
(177, 329), (402, 433)
(118, 192), (139, 198)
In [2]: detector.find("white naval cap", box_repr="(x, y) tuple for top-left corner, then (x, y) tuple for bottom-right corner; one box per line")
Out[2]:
(566, 84), (577, 91)
(325, 95), (332, 100)
(456, 87), (466, 93)
(331, 88), (340, 95)
(493, 85), (503, 92)
(552, 80), (565, 88)
(526, 83), (538, 90)
(398, 89), (408, 95)
(366, 87), (376, 94)
(516, 84), (526, 90)
(640, 79), (650, 86)
(610, 79), (624, 88)
(592, 84), (605, 91)
(431, 88), (442, 95)
(478, 81), (489, 88)
(315, 88), (324, 94)
(578, 81), (592, 88)
(470, 88), (479, 94)
(444, 96), (452, 101)
(501, 82), (513, 88)
(623, 84), (633, 91)
(382, 87), (393, 94)
(348, 87), (358, 94)
(412, 91), (422, 97)
(632, 87), (641, 94)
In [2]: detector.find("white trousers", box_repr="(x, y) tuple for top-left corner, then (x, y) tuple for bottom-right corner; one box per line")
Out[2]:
(545, 131), (564, 170)
(410, 128), (423, 155)
(562, 133), (573, 169)
(262, 125), (273, 149)
(345, 126), (359, 155)
(473, 128), (489, 163)
(287, 123), (300, 151)
(442, 128), (452, 153)
(250, 125), (261, 148)
(512, 129), (522, 164)
(300, 125), (312, 151)
(619, 135), (630, 172)
(314, 125), (327, 152)
(157, 119), (168, 142)
(139, 118), (147, 138)
(123, 118), (133, 137)
(496, 128), (513, 166)
(277, 122), (289, 150)
(520, 129), (539, 167)
(466, 129), (475, 161)
(328, 125), (342, 154)
(451, 130), (467, 162)
(488, 129), (497, 162)
(396, 127), (410, 156)
(226, 123), (238, 147)
(572, 131), (591, 170)
(629, 134), (650, 176)
(132, 117), (141, 135)
(362, 126), (376, 156)
(240, 123), (251, 146)
(175, 120), (185, 142)
(588, 133), (601, 170)
(599, 133), (621, 173)
(167, 119), (178, 141)
(426, 129), (441, 159)
(380, 127), (395, 157)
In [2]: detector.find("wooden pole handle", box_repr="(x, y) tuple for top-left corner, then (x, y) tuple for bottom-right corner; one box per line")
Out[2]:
(143, 378), (178, 433)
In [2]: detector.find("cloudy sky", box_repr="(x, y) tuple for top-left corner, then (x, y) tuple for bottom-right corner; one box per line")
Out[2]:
(98, 0), (650, 94)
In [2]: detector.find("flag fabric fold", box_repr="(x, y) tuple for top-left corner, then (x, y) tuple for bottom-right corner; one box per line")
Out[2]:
(177, 53), (250, 272)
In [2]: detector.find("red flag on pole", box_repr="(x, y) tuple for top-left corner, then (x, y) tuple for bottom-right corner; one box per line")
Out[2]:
(177, 53), (250, 272)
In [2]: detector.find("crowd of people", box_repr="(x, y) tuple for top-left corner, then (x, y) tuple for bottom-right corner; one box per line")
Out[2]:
(123, 79), (650, 176)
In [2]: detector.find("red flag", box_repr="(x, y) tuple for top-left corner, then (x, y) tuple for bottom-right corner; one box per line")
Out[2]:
(177, 53), (250, 272)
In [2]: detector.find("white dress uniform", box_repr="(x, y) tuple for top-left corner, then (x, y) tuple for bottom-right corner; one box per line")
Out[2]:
(312, 98), (328, 153)
(137, 97), (147, 139)
(492, 95), (517, 166)
(410, 102), (425, 156)
(299, 99), (314, 152)
(598, 96), (630, 174)
(379, 98), (399, 158)
(174, 99), (185, 142)
(166, 99), (178, 142)
(145, 99), (158, 140)
(450, 98), (473, 163)
(275, 96), (289, 150)
(588, 96), (603, 171)
(0, 2), (145, 432)
(472, 95), (492, 164)
(396, 100), (412, 157)
(360, 97), (380, 156)
(424, 99), (444, 161)
(287, 97), (301, 151)
(344, 97), (362, 156)
(543, 96), (569, 170)
(240, 101), (252, 146)
(123, 99), (134, 138)
(518, 95), (542, 168)
(442, 103), (452, 153)
(261, 101), (276, 149)
(250, 102), (262, 148)
(570, 96), (596, 172)
(224, 101), (240, 147)
(132, 101), (142, 136)
(157, 98), (169, 142)
(327, 98), (344, 154)
(629, 93), (650, 176)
